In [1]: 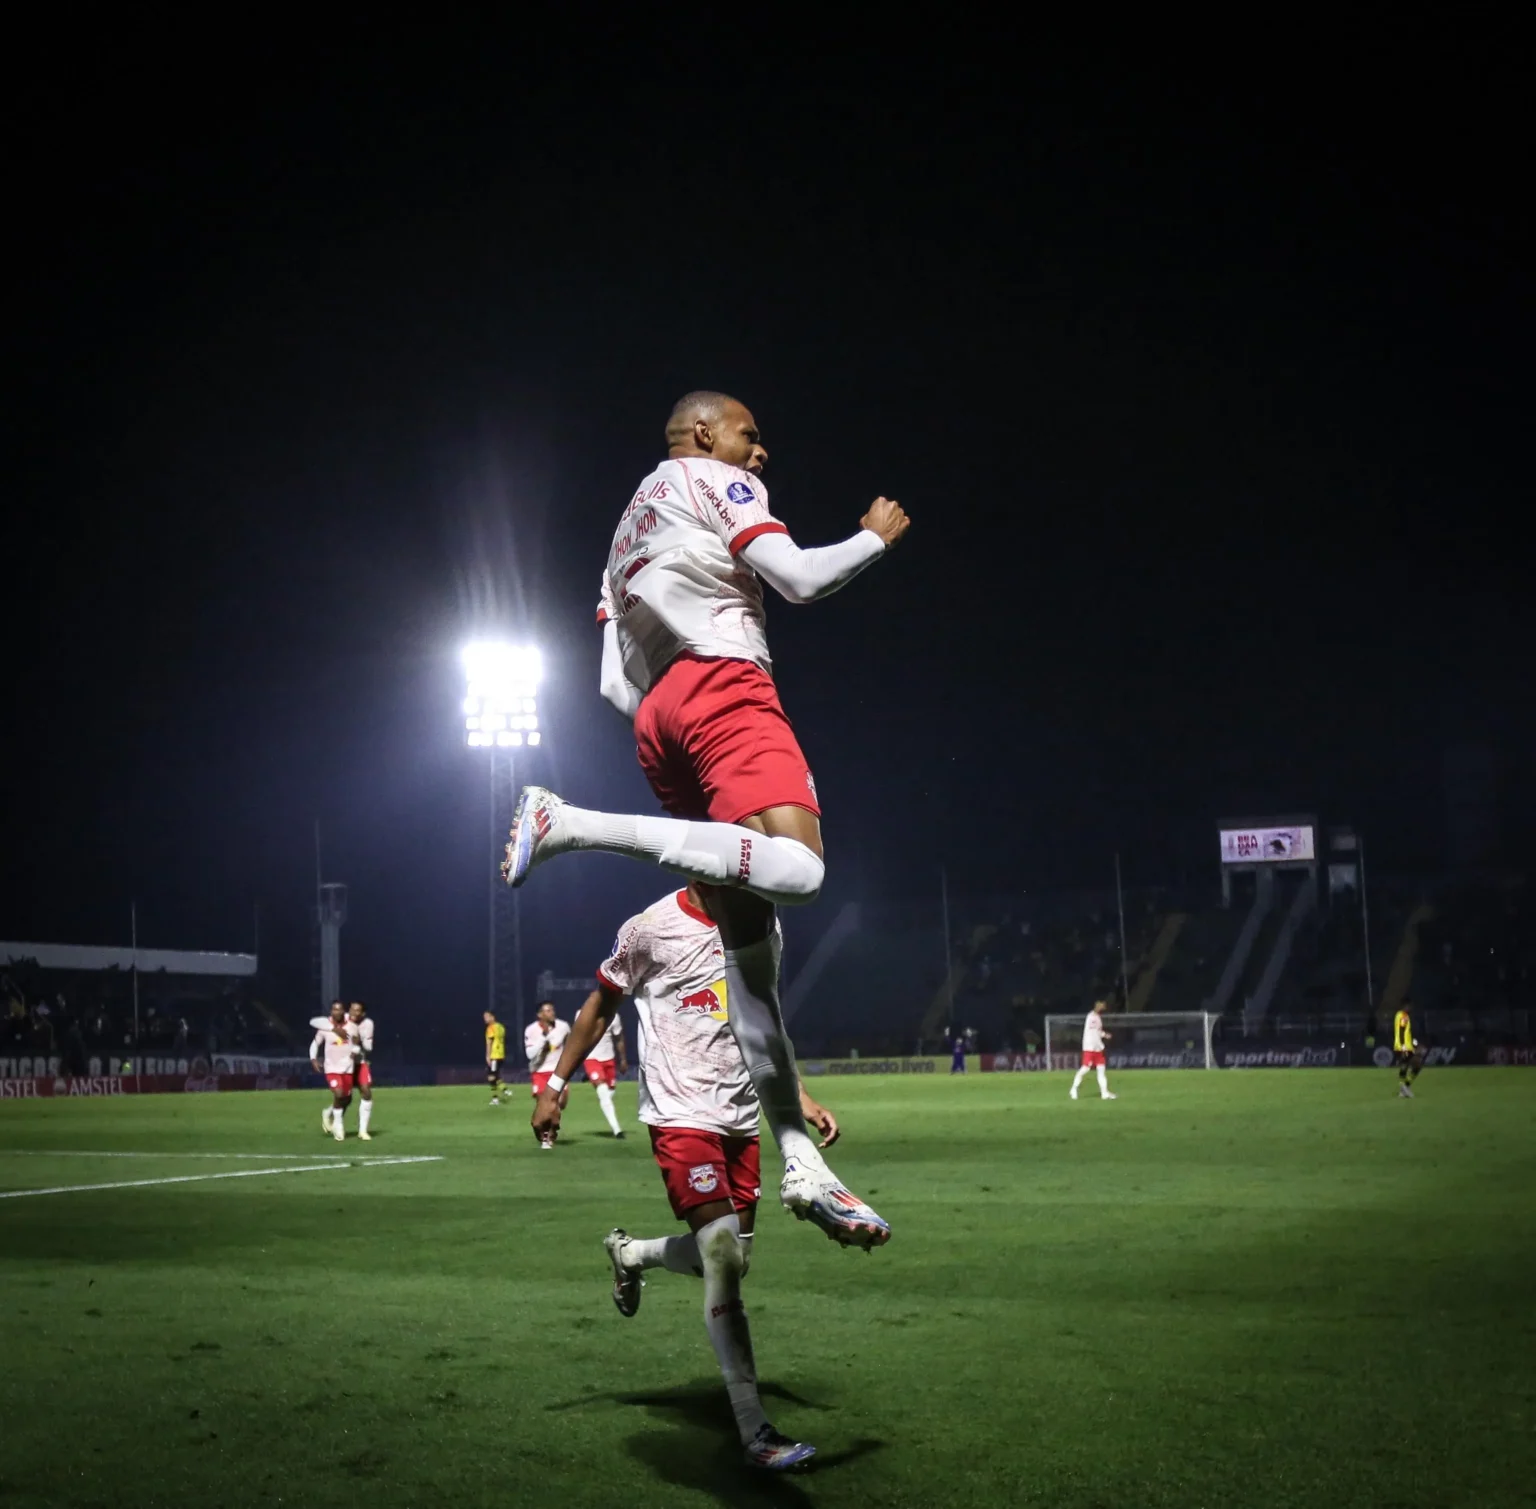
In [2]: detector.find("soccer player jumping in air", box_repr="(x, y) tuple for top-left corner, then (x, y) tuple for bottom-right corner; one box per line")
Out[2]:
(504, 392), (907, 1249)
(531, 882), (841, 1469)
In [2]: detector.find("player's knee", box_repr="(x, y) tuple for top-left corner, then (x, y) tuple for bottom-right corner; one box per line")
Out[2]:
(756, 836), (824, 906)
(697, 1217), (745, 1280)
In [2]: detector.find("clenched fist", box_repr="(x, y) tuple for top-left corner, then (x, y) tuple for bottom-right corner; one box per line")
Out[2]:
(861, 496), (911, 549)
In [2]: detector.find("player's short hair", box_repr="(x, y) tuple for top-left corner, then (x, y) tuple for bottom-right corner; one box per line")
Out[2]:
(666, 390), (738, 446)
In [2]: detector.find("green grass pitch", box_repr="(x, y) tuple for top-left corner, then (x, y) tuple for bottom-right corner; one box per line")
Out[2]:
(2, 1070), (1533, 1508)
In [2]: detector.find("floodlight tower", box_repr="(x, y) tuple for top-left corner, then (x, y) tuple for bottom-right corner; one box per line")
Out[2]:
(462, 642), (543, 1023)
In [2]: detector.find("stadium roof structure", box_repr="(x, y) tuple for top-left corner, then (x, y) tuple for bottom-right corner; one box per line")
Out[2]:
(0, 942), (258, 977)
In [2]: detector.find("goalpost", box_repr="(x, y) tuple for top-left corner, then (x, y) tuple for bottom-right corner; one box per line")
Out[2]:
(1043, 1012), (1217, 1070)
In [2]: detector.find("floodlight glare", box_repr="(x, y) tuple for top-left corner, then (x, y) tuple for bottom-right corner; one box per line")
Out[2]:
(528, 731), (541, 747)
(461, 640), (542, 748)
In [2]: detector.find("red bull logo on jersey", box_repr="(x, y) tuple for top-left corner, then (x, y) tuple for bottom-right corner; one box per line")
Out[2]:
(677, 979), (729, 1022)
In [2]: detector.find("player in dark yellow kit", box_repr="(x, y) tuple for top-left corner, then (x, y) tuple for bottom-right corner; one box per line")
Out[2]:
(1393, 1002), (1423, 1098)
(485, 1010), (509, 1105)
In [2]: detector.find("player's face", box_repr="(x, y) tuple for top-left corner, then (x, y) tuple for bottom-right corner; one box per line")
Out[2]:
(348, 1004), (365, 1023)
(483, 1012), (494, 1025)
(705, 401), (768, 474)
(537, 1005), (556, 1027)
(329, 1004), (346, 1025)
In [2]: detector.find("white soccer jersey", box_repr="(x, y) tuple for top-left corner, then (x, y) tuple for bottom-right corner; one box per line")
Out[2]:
(1082, 1012), (1105, 1052)
(597, 889), (759, 1137)
(525, 1019), (571, 1072)
(583, 1015), (623, 1064)
(352, 1017), (375, 1063)
(596, 458), (788, 691)
(311, 1022), (357, 1076)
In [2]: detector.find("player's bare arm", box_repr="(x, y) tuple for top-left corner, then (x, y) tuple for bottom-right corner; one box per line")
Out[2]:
(531, 984), (622, 1142)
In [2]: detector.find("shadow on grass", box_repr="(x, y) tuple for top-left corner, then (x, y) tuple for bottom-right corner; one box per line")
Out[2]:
(549, 1379), (884, 1503)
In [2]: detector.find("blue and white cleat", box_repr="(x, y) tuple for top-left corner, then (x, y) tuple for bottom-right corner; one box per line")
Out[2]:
(781, 1160), (891, 1250)
(743, 1424), (816, 1471)
(604, 1229), (644, 1317)
(501, 786), (569, 889)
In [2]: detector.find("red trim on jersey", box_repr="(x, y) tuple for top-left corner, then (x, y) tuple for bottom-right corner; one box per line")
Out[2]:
(595, 968), (622, 994)
(596, 607), (609, 624)
(728, 520), (789, 557)
(675, 889), (714, 927)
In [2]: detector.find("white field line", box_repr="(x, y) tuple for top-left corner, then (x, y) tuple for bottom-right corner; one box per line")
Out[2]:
(3, 1150), (353, 1161)
(0, 1154), (443, 1201)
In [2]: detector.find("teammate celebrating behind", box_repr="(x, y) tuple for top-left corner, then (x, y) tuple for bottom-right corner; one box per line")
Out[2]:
(348, 1002), (376, 1140)
(526, 1002), (571, 1148)
(310, 1001), (356, 1140)
(583, 1010), (628, 1138)
(1070, 1000), (1117, 1101)
(505, 391), (906, 1247)
(531, 883), (841, 1468)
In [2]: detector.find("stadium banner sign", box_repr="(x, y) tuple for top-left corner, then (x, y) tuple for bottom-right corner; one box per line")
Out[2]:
(1219, 824), (1315, 865)
(798, 1056), (961, 1076)
(982, 1052), (1050, 1072)
(211, 1054), (312, 1076)
(0, 1073), (299, 1098)
(985, 1044), (1524, 1071)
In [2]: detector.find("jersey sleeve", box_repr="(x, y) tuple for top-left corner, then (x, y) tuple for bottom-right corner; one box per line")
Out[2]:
(597, 912), (653, 995)
(309, 1029), (325, 1059)
(596, 571), (616, 626)
(678, 459), (788, 557)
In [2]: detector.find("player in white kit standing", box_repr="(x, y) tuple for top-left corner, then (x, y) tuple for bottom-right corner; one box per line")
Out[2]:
(504, 392), (907, 1248)
(1070, 999), (1117, 1100)
(348, 1001), (376, 1140)
(310, 1001), (357, 1141)
(531, 883), (840, 1470)
(525, 1002), (571, 1148)
(582, 1010), (628, 1138)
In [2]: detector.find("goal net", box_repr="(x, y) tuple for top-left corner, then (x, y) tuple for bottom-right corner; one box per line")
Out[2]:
(1043, 1012), (1216, 1070)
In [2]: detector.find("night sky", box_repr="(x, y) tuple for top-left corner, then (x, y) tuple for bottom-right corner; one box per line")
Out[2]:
(5, 31), (1529, 1042)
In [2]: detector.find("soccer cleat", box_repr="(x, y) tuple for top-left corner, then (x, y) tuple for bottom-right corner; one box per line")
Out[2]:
(1402, 1085), (1415, 1099)
(781, 1162), (891, 1250)
(613, 1129), (626, 1140)
(743, 1424), (816, 1471)
(501, 785), (573, 889)
(603, 1229), (644, 1317)
(1101, 1093), (1117, 1100)
(540, 1138), (556, 1150)
(358, 1131), (372, 1141)
(489, 1096), (500, 1106)
(1069, 1087), (1078, 1099)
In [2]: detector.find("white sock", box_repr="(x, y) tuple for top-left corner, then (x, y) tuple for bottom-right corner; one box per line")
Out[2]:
(624, 1233), (701, 1276)
(359, 1098), (373, 1134)
(595, 1082), (622, 1135)
(1097, 1066), (1110, 1096)
(556, 805), (823, 907)
(322, 1108), (333, 1130)
(334, 1107), (347, 1139)
(1071, 1067), (1088, 1093)
(697, 1213), (768, 1445)
(723, 934), (825, 1176)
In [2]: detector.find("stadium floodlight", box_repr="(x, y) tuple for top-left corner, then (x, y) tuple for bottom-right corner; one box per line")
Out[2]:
(461, 641), (542, 748)
(460, 640), (543, 1023)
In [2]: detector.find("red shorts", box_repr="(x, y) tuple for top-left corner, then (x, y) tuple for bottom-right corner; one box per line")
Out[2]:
(325, 1073), (354, 1097)
(355, 1063), (372, 1091)
(1081, 1050), (1106, 1068)
(584, 1059), (617, 1089)
(649, 1126), (761, 1220)
(531, 1072), (557, 1097)
(634, 653), (821, 824)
